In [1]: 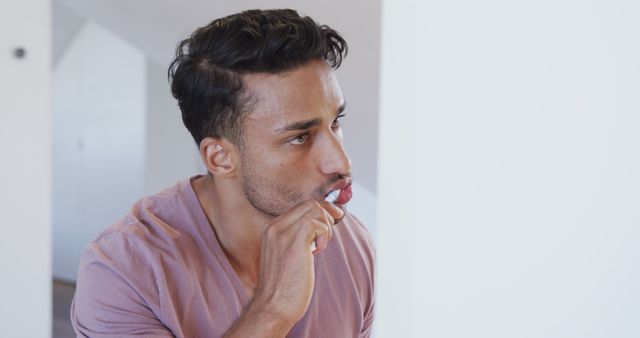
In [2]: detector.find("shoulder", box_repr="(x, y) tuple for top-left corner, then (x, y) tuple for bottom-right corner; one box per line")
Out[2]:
(73, 227), (174, 336)
(74, 180), (200, 326)
(91, 179), (195, 255)
(79, 179), (201, 291)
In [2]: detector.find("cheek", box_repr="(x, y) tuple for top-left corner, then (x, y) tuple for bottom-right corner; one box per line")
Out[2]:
(244, 142), (314, 184)
(252, 156), (302, 184)
(280, 155), (315, 173)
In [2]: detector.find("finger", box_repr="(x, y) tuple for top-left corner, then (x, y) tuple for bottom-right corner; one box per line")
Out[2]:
(308, 216), (334, 254)
(268, 200), (341, 245)
(307, 208), (334, 254)
(317, 200), (344, 224)
(299, 203), (336, 230)
(268, 200), (319, 232)
(304, 218), (332, 253)
(289, 213), (329, 246)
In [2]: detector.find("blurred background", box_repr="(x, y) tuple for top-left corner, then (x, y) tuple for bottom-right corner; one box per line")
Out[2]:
(1, 0), (639, 337)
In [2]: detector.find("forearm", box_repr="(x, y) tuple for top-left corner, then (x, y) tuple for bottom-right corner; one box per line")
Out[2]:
(222, 298), (296, 338)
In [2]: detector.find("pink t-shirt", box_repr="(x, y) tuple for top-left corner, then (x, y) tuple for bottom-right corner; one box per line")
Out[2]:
(71, 177), (375, 337)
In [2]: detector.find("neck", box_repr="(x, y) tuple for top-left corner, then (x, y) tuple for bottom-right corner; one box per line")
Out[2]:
(191, 175), (271, 290)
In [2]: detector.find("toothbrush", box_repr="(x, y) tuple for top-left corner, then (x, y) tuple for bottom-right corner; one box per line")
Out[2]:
(310, 190), (340, 252)
(324, 189), (340, 204)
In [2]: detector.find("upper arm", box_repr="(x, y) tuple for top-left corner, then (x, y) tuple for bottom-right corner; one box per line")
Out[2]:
(71, 235), (174, 338)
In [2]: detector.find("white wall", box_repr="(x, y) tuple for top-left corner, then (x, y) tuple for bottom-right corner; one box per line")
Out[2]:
(53, 1), (84, 67)
(144, 60), (202, 195)
(348, 182), (378, 236)
(377, 1), (640, 337)
(0, 0), (52, 337)
(52, 22), (146, 281)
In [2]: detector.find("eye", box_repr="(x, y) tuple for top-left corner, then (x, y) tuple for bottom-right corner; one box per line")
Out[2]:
(332, 113), (346, 129)
(288, 133), (310, 145)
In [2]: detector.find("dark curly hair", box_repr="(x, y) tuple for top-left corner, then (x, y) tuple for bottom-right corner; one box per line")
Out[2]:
(168, 9), (348, 147)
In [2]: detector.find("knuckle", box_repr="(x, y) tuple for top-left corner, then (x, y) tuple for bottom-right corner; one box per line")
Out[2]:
(313, 219), (330, 233)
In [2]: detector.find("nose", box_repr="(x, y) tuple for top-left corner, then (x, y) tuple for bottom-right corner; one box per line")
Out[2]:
(318, 132), (352, 176)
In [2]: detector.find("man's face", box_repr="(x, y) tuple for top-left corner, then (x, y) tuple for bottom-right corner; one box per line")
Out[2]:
(237, 59), (352, 217)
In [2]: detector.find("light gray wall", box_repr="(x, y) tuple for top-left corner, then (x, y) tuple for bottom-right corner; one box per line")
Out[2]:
(52, 21), (147, 281)
(377, 1), (640, 337)
(144, 60), (202, 195)
(0, 0), (52, 336)
(53, 2), (84, 67)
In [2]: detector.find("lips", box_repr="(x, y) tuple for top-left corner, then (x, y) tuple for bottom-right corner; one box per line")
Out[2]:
(327, 178), (351, 194)
(334, 184), (353, 205)
(324, 178), (353, 205)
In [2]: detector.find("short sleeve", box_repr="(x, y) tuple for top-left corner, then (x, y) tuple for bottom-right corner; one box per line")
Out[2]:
(71, 233), (173, 338)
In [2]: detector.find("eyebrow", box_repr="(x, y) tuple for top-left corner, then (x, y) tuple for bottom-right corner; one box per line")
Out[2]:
(276, 102), (347, 133)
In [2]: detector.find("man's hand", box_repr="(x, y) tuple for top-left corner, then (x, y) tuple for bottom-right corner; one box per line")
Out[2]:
(223, 200), (344, 337)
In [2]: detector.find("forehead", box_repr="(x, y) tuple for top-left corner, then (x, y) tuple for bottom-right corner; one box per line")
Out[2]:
(241, 60), (344, 132)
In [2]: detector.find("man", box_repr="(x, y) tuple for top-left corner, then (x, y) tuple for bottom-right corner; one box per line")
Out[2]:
(71, 9), (375, 338)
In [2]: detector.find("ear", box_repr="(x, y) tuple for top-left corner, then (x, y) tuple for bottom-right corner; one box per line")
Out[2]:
(199, 137), (237, 177)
